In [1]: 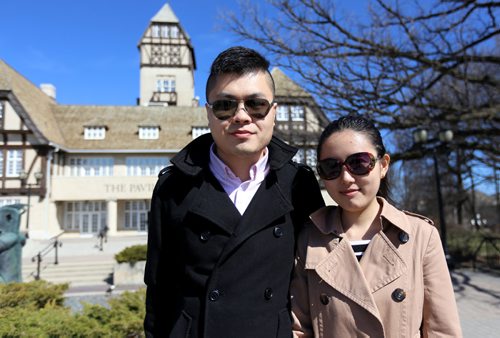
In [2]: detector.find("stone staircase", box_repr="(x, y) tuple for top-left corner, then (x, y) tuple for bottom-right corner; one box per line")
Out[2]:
(22, 257), (115, 288)
(20, 234), (147, 294)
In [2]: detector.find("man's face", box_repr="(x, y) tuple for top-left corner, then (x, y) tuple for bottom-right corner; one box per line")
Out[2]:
(206, 71), (276, 165)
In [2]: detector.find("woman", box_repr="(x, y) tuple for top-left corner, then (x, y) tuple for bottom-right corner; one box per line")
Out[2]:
(291, 116), (462, 337)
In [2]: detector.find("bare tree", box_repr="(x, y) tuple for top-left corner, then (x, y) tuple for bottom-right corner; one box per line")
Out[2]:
(224, 0), (499, 151)
(224, 0), (500, 223)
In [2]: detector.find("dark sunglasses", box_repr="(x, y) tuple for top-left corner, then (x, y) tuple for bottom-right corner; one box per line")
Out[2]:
(317, 152), (378, 180)
(207, 98), (274, 120)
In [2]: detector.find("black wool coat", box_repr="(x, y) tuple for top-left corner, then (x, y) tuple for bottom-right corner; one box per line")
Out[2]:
(144, 134), (325, 338)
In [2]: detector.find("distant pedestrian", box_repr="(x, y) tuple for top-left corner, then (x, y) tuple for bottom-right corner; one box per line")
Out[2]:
(291, 115), (462, 337)
(97, 225), (108, 251)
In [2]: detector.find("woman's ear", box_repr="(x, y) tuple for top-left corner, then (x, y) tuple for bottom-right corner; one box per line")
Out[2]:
(380, 153), (390, 179)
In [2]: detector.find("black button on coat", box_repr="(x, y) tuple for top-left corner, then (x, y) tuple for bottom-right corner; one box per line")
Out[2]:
(144, 134), (325, 338)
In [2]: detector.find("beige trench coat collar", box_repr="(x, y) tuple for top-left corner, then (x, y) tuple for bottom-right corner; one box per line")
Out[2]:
(304, 197), (411, 327)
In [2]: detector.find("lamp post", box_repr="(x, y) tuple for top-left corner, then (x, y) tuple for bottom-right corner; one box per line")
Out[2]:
(19, 170), (43, 236)
(413, 129), (453, 260)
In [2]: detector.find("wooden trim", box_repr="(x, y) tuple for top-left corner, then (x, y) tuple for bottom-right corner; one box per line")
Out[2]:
(1, 187), (46, 197)
(0, 129), (33, 134)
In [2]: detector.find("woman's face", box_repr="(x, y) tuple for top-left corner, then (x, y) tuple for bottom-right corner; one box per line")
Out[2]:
(319, 129), (390, 214)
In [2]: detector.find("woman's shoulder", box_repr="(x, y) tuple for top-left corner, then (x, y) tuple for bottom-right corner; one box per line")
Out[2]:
(401, 209), (434, 226)
(379, 197), (436, 236)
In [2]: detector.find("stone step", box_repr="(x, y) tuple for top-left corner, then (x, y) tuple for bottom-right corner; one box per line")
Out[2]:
(22, 259), (115, 286)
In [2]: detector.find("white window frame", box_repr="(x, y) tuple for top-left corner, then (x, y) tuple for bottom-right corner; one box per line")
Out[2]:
(169, 26), (179, 38)
(64, 201), (107, 234)
(192, 127), (210, 139)
(0, 198), (21, 207)
(276, 105), (289, 121)
(156, 77), (176, 93)
(0, 101), (4, 124)
(291, 106), (305, 121)
(139, 126), (160, 140)
(6, 150), (22, 177)
(124, 200), (150, 231)
(84, 126), (106, 140)
(126, 157), (169, 176)
(151, 25), (160, 37)
(68, 157), (113, 176)
(160, 25), (169, 38)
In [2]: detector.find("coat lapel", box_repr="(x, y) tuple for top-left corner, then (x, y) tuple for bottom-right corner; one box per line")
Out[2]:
(311, 238), (383, 322)
(359, 231), (407, 293)
(188, 175), (241, 235)
(216, 174), (293, 264)
(306, 207), (383, 322)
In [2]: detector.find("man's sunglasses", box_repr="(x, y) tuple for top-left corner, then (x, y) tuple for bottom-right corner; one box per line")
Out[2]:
(206, 98), (274, 120)
(317, 152), (378, 180)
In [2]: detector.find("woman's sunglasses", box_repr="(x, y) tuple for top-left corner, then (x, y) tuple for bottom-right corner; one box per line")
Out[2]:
(317, 152), (378, 180)
(207, 98), (274, 120)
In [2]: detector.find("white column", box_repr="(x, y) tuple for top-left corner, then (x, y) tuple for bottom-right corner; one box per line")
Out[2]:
(107, 199), (118, 236)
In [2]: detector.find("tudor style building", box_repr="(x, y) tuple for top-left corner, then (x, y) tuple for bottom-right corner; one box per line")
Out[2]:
(0, 3), (329, 239)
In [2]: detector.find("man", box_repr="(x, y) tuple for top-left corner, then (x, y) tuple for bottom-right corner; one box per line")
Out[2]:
(144, 46), (325, 338)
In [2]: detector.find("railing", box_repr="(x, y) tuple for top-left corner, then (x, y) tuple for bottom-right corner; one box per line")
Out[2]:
(30, 232), (64, 280)
(472, 234), (500, 270)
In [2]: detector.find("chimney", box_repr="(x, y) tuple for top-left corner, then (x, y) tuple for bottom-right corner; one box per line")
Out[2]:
(192, 96), (200, 107)
(40, 83), (56, 100)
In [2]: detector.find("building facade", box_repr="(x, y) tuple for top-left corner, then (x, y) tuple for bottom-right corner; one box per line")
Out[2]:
(0, 4), (329, 239)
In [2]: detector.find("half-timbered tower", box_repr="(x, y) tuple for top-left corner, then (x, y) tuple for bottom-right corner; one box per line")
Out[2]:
(138, 3), (196, 107)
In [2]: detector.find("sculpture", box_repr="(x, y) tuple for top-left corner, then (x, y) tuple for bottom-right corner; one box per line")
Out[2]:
(0, 204), (27, 283)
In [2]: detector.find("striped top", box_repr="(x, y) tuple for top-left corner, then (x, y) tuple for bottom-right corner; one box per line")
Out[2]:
(351, 240), (371, 261)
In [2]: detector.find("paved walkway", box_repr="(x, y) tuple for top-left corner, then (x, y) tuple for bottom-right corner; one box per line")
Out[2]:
(452, 268), (500, 338)
(21, 235), (500, 337)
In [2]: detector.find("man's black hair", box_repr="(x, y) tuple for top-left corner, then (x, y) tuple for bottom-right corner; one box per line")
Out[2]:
(205, 46), (275, 101)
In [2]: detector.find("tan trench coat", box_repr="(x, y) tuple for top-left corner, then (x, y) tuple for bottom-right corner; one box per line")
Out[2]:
(291, 197), (462, 338)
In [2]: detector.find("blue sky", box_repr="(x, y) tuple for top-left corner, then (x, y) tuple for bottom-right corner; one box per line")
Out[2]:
(0, 0), (252, 105)
(1, 1), (495, 196)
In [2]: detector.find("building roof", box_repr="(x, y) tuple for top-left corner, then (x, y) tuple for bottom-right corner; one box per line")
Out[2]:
(137, 3), (195, 68)
(0, 58), (207, 152)
(1, 56), (328, 153)
(151, 3), (179, 23)
(52, 105), (206, 151)
(271, 67), (311, 98)
(0, 59), (64, 145)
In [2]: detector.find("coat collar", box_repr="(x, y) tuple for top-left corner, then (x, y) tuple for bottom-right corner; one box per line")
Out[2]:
(171, 133), (298, 264)
(305, 196), (409, 319)
(171, 133), (298, 176)
(309, 197), (412, 236)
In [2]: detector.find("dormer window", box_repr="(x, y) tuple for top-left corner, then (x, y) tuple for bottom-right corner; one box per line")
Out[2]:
(139, 126), (160, 140)
(192, 126), (210, 139)
(84, 126), (106, 140)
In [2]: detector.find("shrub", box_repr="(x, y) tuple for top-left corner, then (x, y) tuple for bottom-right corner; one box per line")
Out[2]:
(115, 244), (147, 264)
(82, 289), (146, 336)
(0, 305), (108, 337)
(0, 280), (68, 309)
(0, 280), (146, 337)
